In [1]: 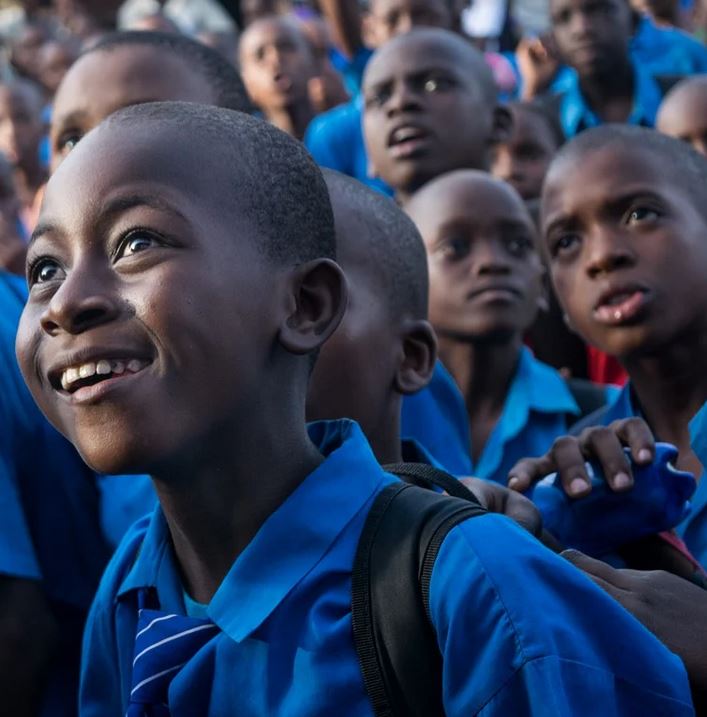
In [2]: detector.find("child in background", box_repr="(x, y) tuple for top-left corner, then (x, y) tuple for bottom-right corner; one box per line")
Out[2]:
(239, 16), (318, 139)
(513, 125), (707, 566)
(491, 101), (564, 201)
(0, 79), (47, 236)
(20, 99), (694, 717)
(362, 28), (510, 205)
(657, 74), (707, 155)
(406, 170), (613, 482)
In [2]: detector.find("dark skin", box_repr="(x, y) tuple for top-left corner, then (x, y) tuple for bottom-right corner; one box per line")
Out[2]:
(406, 171), (546, 463)
(239, 17), (317, 140)
(539, 143), (707, 482)
(657, 77), (707, 157)
(490, 104), (561, 201)
(16, 118), (348, 604)
(0, 82), (47, 215)
(308, 173), (544, 537)
(50, 45), (224, 173)
(362, 29), (511, 204)
(550, 0), (636, 123)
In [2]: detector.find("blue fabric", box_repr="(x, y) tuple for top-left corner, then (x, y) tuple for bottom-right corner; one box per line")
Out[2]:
(401, 360), (472, 475)
(631, 15), (707, 77)
(304, 98), (393, 195)
(329, 46), (373, 96)
(582, 384), (707, 567)
(80, 418), (694, 716)
(558, 60), (663, 138)
(0, 271), (112, 717)
(126, 605), (219, 717)
(96, 473), (156, 548)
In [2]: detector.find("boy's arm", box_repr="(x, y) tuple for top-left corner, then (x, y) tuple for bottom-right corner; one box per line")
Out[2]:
(429, 515), (695, 715)
(564, 550), (707, 713)
(319, 0), (364, 60)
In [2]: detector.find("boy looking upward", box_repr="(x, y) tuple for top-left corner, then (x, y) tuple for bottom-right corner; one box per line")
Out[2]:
(17, 103), (694, 715)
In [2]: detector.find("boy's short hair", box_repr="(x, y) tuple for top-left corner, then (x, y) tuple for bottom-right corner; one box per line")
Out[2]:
(107, 102), (335, 265)
(546, 124), (707, 217)
(324, 171), (428, 319)
(84, 31), (254, 113)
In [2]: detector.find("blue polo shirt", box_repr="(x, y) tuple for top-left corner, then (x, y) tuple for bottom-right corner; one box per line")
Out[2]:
(558, 61), (663, 138)
(425, 348), (615, 484)
(594, 384), (707, 567)
(304, 98), (393, 195)
(632, 15), (707, 77)
(0, 271), (111, 716)
(80, 419), (693, 716)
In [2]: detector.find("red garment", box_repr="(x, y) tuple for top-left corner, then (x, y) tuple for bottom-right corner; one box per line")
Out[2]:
(587, 346), (628, 386)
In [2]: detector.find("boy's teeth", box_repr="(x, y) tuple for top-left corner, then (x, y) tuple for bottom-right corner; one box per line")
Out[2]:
(96, 359), (111, 375)
(127, 359), (143, 372)
(79, 362), (96, 378)
(66, 367), (80, 383)
(111, 360), (125, 374)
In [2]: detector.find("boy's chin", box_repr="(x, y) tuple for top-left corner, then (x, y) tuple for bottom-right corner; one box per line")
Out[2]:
(74, 440), (156, 478)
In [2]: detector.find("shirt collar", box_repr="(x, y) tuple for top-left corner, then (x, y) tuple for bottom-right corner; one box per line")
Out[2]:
(118, 419), (390, 641)
(559, 60), (662, 137)
(400, 438), (446, 470)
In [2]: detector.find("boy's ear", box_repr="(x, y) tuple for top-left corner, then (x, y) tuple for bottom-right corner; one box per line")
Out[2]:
(279, 259), (348, 355)
(489, 105), (513, 146)
(394, 319), (438, 396)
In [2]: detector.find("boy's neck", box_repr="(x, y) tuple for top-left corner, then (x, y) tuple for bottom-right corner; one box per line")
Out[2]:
(623, 331), (707, 475)
(438, 334), (522, 462)
(368, 396), (404, 466)
(579, 58), (635, 123)
(151, 416), (324, 604)
(266, 101), (315, 141)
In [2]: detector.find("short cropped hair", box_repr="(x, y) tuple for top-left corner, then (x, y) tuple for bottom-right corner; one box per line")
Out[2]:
(107, 102), (335, 265)
(84, 31), (254, 113)
(323, 171), (428, 319)
(547, 124), (707, 215)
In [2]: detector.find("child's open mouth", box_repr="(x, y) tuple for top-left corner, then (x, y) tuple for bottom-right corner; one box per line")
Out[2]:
(593, 287), (649, 325)
(387, 124), (431, 160)
(60, 358), (151, 393)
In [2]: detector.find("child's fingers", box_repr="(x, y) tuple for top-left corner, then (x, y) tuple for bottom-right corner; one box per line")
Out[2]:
(611, 417), (655, 465)
(507, 454), (557, 492)
(561, 549), (625, 590)
(579, 426), (634, 492)
(550, 436), (593, 497)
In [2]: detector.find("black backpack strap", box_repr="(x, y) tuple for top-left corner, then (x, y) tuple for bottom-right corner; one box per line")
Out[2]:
(352, 481), (486, 716)
(382, 462), (481, 503)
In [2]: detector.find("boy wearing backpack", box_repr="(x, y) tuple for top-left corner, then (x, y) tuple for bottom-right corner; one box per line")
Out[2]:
(17, 103), (694, 715)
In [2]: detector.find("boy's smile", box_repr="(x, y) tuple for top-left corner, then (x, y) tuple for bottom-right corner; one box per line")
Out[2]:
(17, 115), (284, 476)
(542, 142), (707, 359)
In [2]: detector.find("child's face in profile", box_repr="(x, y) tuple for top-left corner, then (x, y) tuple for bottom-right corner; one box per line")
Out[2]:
(408, 174), (544, 343)
(366, 0), (455, 47)
(363, 38), (495, 197)
(239, 19), (315, 113)
(0, 85), (44, 173)
(542, 144), (707, 360)
(491, 106), (560, 201)
(657, 83), (707, 157)
(50, 46), (218, 172)
(16, 121), (281, 476)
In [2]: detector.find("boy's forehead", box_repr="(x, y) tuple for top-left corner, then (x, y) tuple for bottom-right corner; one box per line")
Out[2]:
(241, 19), (307, 51)
(364, 39), (462, 87)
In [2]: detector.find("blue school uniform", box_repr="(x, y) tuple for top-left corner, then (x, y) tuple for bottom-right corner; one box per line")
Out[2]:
(80, 419), (694, 717)
(304, 98), (393, 195)
(0, 271), (112, 716)
(558, 61), (663, 138)
(593, 385), (707, 567)
(632, 14), (707, 77)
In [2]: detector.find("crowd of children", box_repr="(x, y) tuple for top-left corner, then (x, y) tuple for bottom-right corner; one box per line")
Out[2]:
(1, 0), (707, 714)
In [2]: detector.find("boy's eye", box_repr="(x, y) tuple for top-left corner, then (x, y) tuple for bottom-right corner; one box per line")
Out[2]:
(506, 235), (533, 256)
(29, 258), (65, 286)
(116, 230), (159, 259)
(365, 86), (391, 108)
(422, 75), (454, 94)
(550, 233), (580, 257)
(626, 207), (660, 225)
(440, 236), (471, 261)
(57, 131), (82, 154)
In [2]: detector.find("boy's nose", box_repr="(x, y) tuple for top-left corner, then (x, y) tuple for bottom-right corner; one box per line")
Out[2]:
(474, 239), (512, 275)
(386, 81), (422, 117)
(40, 267), (122, 337)
(585, 230), (636, 278)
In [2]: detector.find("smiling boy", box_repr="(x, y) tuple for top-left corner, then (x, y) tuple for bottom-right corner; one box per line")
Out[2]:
(16, 104), (696, 716)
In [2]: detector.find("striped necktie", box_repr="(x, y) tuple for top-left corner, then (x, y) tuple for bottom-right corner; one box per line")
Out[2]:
(126, 606), (219, 716)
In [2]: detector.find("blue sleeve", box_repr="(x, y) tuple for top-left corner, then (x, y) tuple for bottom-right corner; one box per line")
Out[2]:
(430, 514), (695, 716)
(0, 452), (41, 581)
(80, 517), (150, 717)
(304, 103), (358, 176)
